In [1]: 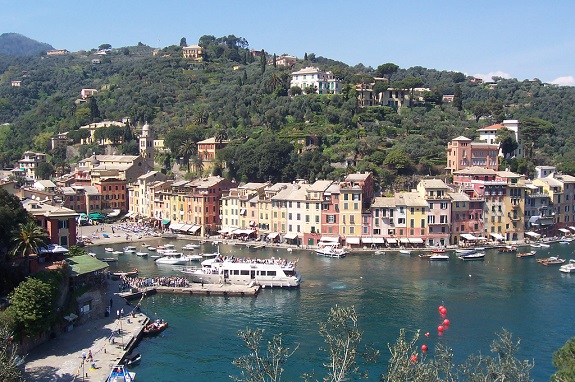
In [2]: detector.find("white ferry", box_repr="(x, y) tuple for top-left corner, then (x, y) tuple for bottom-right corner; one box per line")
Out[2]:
(181, 256), (301, 288)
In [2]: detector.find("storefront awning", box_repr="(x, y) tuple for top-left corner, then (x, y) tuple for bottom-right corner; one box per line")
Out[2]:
(386, 238), (397, 244)
(162, 219), (170, 225)
(559, 228), (571, 234)
(233, 228), (255, 235)
(399, 238), (409, 244)
(346, 237), (360, 245)
(320, 236), (339, 242)
(169, 223), (184, 231)
(569, 226), (575, 232)
(189, 225), (201, 233)
(525, 231), (541, 238)
(180, 224), (194, 232)
(267, 232), (279, 239)
(284, 233), (298, 240)
(490, 233), (505, 240)
(461, 233), (478, 240)
(361, 237), (374, 244)
(409, 238), (424, 244)
(374, 238), (385, 244)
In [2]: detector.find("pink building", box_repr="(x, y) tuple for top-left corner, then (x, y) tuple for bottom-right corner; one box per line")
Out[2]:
(446, 136), (499, 174)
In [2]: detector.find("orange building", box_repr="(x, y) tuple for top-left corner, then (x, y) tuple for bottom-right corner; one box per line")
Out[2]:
(446, 136), (499, 174)
(196, 137), (228, 173)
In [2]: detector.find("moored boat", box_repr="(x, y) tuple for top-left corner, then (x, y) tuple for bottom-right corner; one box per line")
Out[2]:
(99, 257), (118, 263)
(418, 253), (432, 259)
(107, 365), (135, 382)
(181, 256), (301, 288)
(123, 352), (141, 367)
(113, 268), (138, 277)
(537, 256), (566, 266)
(516, 251), (536, 258)
(123, 246), (137, 254)
(182, 243), (200, 250)
(399, 249), (411, 255)
(559, 260), (575, 273)
(499, 246), (517, 253)
(429, 254), (450, 261)
(105, 247), (114, 252)
(315, 244), (348, 258)
(155, 252), (192, 265)
(135, 252), (148, 257)
(431, 248), (447, 254)
(458, 252), (485, 261)
(143, 319), (168, 335)
(112, 251), (123, 255)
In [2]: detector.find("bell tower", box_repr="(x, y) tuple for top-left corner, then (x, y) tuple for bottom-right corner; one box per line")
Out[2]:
(139, 123), (154, 170)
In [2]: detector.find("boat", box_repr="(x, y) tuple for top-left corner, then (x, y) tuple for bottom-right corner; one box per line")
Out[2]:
(560, 238), (573, 244)
(123, 353), (141, 367)
(516, 251), (536, 258)
(540, 243), (551, 248)
(399, 249), (411, 255)
(135, 252), (148, 257)
(531, 243), (542, 248)
(112, 268), (138, 277)
(182, 243), (200, 250)
(458, 252), (485, 261)
(418, 253), (432, 259)
(99, 257), (118, 263)
(187, 253), (203, 261)
(155, 252), (193, 265)
(105, 247), (114, 252)
(537, 257), (566, 266)
(181, 256), (301, 288)
(123, 246), (137, 254)
(455, 248), (476, 254)
(315, 244), (348, 258)
(107, 365), (135, 382)
(88, 252), (97, 257)
(559, 260), (575, 273)
(143, 318), (168, 335)
(429, 254), (450, 261)
(112, 251), (123, 255)
(200, 245), (221, 259)
(147, 246), (156, 251)
(431, 248), (447, 254)
(163, 244), (176, 249)
(498, 246), (517, 253)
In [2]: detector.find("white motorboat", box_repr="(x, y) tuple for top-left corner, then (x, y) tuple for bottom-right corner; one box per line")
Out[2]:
(112, 251), (123, 255)
(135, 252), (148, 257)
(187, 254), (203, 261)
(182, 243), (200, 250)
(531, 243), (542, 248)
(123, 246), (137, 254)
(105, 247), (114, 252)
(540, 243), (551, 248)
(559, 260), (575, 273)
(107, 365), (135, 382)
(458, 252), (485, 261)
(181, 256), (301, 288)
(147, 246), (156, 251)
(155, 252), (193, 265)
(200, 245), (221, 259)
(560, 238), (573, 244)
(399, 249), (411, 255)
(315, 244), (348, 258)
(429, 254), (450, 261)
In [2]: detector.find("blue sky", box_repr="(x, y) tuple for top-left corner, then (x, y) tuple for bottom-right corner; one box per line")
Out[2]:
(2, 0), (574, 85)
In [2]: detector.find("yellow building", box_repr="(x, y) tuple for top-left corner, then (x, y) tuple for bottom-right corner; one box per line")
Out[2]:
(393, 191), (427, 246)
(182, 45), (203, 61)
(339, 182), (363, 244)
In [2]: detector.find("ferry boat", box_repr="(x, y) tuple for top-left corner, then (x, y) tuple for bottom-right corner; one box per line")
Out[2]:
(181, 256), (301, 288)
(107, 365), (135, 382)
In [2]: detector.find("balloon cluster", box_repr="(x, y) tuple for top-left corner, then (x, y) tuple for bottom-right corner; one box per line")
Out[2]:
(420, 304), (451, 354)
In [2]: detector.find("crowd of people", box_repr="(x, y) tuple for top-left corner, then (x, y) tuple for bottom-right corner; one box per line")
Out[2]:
(124, 275), (191, 289)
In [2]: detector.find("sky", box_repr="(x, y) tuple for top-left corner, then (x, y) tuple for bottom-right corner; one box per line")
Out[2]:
(1, 0), (574, 85)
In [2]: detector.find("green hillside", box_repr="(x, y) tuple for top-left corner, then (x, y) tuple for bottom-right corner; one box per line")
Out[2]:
(0, 33), (54, 56)
(1, 34), (575, 190)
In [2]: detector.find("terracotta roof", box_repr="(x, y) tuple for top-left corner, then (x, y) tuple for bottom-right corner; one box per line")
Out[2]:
(478, 123), (503, 131)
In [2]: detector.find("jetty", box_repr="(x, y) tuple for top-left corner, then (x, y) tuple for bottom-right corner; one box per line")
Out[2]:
(120, 284), (261, 300)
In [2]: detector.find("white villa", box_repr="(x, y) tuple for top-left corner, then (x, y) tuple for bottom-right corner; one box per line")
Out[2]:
(290, 67), (342, 95)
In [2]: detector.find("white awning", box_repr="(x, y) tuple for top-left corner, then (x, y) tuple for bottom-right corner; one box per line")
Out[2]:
(386, 238), (397, 244)
(374, 238), (385, 244)
(346, 237), (360, 245)
(409, 238), (424, 244)
(189, 225), (201, 233)
(284, 233), (298, 240)
(461, 233), (478, 240)
(400, 238), (409, 244)
(179, 224), (193, 232)
(559, 228), (571, 234)
(233, 228), (254, 235)
(569, 226), (575, 232)
(169, 223), (184, 231)
(320, 236), (339, 242)
(525, 231), (541, 238)
(218, 228), (232, 234)
(267, 232), (279, 239)
(490, 233), (505, 240)
(361, 237), (374, 244)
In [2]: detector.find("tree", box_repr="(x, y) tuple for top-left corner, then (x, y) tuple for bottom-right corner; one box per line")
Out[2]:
(8, 277), (56, 336)
(520, 117), (555, 158)
(397, 77), (424, 109)
(376, 63), (399, 83)
(0, 323), (25, 382)
(34, 161), (55, 180)
(453, 84), (463, 111)
(178, 139), (197, 172)
(468, 101), (491, 123)
(0, 190), (30, 262)
(496, 127), (519, 158)
(98, 43), (111, 50)
(179, 37), (187, 47)
(552, 337), (575, 382)
(10, 220), (49, 275)
(384, 148), (412, 174)
(231, 327), (297, 382)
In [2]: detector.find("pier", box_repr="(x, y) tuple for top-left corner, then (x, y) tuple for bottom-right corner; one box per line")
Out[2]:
(120, 284), (261, 299)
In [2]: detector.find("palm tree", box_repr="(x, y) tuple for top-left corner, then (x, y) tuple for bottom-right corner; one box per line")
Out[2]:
(10, 220), (49, 275)
(178, 139), (197, 172)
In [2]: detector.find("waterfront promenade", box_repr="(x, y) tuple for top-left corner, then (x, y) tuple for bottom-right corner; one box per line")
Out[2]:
(24, 279), (148, 382)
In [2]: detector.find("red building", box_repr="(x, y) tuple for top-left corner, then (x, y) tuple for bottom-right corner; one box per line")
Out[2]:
(23, 199), (78, 247)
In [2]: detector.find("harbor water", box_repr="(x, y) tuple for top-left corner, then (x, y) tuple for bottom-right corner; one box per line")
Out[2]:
(93, 240), (575, 381)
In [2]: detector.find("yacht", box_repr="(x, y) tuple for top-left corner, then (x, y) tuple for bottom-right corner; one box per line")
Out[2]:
(429, 254), (450, 261)
(155, 252), (194, 265)
(181, 256), (301, 288)
(315, 244), (349, 258)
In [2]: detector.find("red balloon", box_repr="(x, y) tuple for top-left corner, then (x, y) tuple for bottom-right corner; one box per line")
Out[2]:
(438, 305), (445, 312)
(422, 344), (428, 352)
(443, 319), (450, 326)
(438, 325), (445, 332)
(425, 332), (430, 337)
(411, 354), (418, 363)
(440, 307), (447, 315)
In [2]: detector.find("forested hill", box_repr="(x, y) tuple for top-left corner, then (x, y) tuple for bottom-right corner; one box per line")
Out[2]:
(1, 34), (575, 190)
(0, 33), (54, 56)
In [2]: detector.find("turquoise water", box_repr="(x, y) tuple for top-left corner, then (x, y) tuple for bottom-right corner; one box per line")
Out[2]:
(93, 241), (575, 381)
